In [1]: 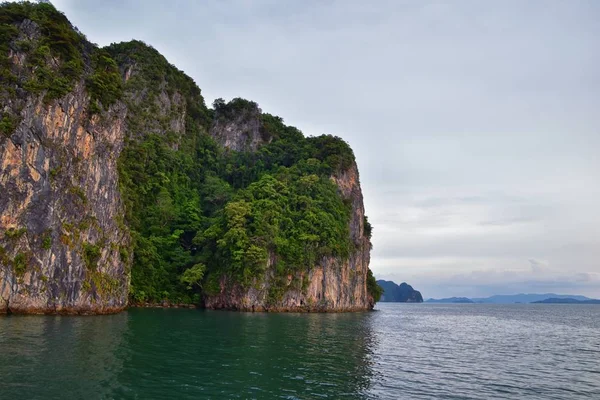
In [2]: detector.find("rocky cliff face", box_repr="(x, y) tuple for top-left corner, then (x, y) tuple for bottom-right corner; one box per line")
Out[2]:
(205, 113), (374, 312)
(1, 17), (129, 313)
(210, 99), (267, 152)
(203, 176), (373, 311)
(1, 3), (374, 314)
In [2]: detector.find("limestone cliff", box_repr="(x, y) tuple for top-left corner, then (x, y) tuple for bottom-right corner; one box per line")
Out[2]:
(0, 10), (129, 314)
(203, 164), (373, 311)
(0, 2), (375, 314)
(210, 99), (268, 152)
(204, 107), (374, 312)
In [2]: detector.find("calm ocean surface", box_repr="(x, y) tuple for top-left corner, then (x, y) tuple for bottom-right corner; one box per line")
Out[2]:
(1, 303), (599, 399)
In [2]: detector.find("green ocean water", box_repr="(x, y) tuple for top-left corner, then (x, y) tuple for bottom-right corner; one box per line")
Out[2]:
(0, 308), (375, 399)
(1, 304), (599, 399)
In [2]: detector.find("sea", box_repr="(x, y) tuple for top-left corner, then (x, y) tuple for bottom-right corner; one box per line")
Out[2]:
(1, 303), (599, 399)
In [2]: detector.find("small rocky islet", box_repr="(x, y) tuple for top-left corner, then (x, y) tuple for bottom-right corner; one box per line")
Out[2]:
(376, 280), (423, 303)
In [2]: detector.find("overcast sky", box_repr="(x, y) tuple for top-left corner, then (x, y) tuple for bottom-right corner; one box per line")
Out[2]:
(50, 0), (600, 298)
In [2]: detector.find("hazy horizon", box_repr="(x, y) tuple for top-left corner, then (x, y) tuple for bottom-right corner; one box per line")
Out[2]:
(46, 0), (600, 298)
(377, 279), (598, 300)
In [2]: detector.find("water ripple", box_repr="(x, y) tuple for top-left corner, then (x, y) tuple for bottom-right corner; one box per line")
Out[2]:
(0, 304), (599, 399)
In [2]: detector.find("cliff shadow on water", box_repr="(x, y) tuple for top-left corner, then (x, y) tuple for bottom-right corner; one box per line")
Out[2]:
(0, 2), (379, 314)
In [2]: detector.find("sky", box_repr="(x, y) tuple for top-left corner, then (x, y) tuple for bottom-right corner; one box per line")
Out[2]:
(48, 0), (600, 298)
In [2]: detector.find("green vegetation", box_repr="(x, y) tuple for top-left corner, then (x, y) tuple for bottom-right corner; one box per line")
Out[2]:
(82, 243), (101, 271)
(89, 271), (120, 298)
(118, 131), (208, 303)
(117, 79), (360, 303)
(180, 263), (206, 290)
(0, 1), (85, 103)
(68, 186), (87, 205)
(363, 216), (373, 240)
(105, 40), (211, 127)
(49, 166), (61, 181)
(0, 2), (379, 307)
(195, 167), (351, 288)
(5, 227), (26, 240)
(41, 230), (52, 249)
(213, 97), (259, 124)
(86, 48), (123, 113)
(78, 216), (96, 231)
(13, 252), (27, 276)
(367, 269), (383, 302)
(0, 246), (9, 265)
(118, 246), (129, 263)
(0, 113), (19, 137)
(0, 19), (18, 84)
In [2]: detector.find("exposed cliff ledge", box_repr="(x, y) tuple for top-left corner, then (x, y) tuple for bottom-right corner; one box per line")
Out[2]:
(0, 2), (375, 314)
(210, 98), (268, 152)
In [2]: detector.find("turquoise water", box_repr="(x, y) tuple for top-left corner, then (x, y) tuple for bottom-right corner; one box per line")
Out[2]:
(1, 304), (599, 399)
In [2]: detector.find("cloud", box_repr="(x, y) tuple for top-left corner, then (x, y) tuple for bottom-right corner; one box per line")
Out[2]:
(528, 258), (547, 273)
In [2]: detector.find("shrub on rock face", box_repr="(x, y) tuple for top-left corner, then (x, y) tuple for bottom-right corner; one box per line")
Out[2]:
(13, 252), (28, 277)
(83, 243), (101, 271)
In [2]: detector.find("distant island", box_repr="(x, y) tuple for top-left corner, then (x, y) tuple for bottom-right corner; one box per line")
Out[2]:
(426, 297), (474, 304)
(377, 281), (423, 303)
(470, 293), (592, 304)
(425, 293), (597, 304)
(532, 298), (600, 304)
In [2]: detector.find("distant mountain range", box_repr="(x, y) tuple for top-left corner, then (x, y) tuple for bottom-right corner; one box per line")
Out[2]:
(426, 293), (597, 304)
(532, 298), (600, 304)
(426, 297), (473, 304)
(377, 280), (423, 302)
(471, 293), (592, 304)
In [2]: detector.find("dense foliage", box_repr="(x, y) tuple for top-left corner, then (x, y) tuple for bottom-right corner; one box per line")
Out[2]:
(117, 90), (356, 303)
(195, 163), (352, 295)
(0, 1), (86, 103)
(102, 40), (364, 304)
(367, 269), (383, 302)
(86, 49), (123, 113)
(0, 2), (122, 133)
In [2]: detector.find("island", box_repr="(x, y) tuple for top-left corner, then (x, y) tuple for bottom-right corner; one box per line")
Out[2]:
(376, 280), (423, 302)
(424, 293), (595, 304)
(0, 1), (378, 314)
(532, 298), (600, 304)
(426, 297), (474, 304)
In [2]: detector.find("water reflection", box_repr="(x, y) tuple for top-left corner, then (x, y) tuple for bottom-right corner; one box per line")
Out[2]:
(2, 305), (600, 399)
(110, 309), (377, 399)
(0, 313), (128, 398)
